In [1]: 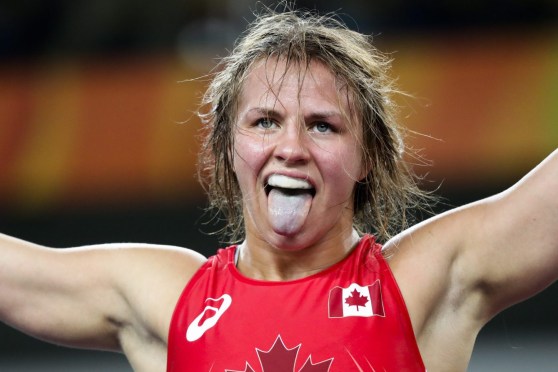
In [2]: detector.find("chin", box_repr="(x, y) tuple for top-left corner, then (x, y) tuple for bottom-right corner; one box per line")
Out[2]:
(267, 229), (321, 251)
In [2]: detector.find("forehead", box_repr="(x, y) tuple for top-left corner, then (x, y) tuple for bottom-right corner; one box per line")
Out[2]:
(238, 57), (352, 112)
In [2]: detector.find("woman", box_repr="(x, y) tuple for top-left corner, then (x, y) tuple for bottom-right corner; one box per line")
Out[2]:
(1, 10), (557, 372)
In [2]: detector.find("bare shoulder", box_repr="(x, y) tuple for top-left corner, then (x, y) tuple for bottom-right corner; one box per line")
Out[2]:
(383, 206), (487, 370)
(383, 209), (467, 327)
(381, 150), (558, 370)
(73, 242), (208, 296)
(104, 242), (207, 277)
(96, 243), (207, 369)
(102, 243), (207, 333)
(385, 149), (558, 326)
(0, 235), (209, 371)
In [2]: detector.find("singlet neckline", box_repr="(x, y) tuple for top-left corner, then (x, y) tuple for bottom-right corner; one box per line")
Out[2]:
(225, 235), (377, 286)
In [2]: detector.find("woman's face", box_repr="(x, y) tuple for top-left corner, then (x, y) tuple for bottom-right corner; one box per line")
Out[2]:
(233, 58), (365, 250)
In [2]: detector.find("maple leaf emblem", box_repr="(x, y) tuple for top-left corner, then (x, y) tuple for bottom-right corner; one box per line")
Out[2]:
(226, 335), (332, 372)
(344, 288), (369, 311)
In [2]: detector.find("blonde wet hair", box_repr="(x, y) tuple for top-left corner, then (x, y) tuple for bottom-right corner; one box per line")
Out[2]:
(198, 8), (429, 243)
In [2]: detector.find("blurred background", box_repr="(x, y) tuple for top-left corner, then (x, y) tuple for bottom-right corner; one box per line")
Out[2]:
(0, 0), (557, 370)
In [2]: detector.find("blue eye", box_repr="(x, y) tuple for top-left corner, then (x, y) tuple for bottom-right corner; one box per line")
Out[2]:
(313, 122), (332, 133)
(257, 118), (275, 129)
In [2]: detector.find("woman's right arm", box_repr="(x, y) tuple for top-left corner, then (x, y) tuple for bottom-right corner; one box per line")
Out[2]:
(0, 233), (206, 354)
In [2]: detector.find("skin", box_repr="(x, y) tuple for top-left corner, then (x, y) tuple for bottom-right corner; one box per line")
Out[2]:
(233, 58), (364, 280)
(0, 58), (557, 371)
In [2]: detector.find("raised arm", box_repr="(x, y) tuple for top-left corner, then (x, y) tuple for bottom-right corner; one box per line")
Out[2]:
(385, 149), (558, 370)
(0, 233), (205, 370)
(466, 148), (558, 314)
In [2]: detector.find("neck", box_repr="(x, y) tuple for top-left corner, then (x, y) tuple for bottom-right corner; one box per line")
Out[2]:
(236, 229), (360, 281)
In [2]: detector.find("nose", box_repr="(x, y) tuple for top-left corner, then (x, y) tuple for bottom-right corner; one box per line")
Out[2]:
(273, 123), (310, 164)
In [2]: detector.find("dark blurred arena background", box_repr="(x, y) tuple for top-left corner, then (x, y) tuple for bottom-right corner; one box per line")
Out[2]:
(0, 0), (557, 370)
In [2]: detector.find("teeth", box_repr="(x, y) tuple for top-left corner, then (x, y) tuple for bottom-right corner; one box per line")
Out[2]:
(268, 174), (312, 189)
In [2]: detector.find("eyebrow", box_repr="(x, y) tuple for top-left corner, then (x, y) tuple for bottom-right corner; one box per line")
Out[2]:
(245, 107), (282, 118)
(308, 111), (343, 121)
(243, 107), (343, 121)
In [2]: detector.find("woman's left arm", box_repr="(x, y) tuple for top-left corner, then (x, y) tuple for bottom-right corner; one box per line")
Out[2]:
(383, 148), (557, 369)
(463, 148), (558, 316)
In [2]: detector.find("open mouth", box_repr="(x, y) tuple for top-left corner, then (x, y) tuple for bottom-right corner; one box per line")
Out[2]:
(264, 174), (316, 197)
(264, 174), (315, 235)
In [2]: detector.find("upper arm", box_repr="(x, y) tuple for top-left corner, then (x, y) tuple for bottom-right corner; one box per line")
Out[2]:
(383, 150), (558, 369)
(0, 237), (121, 349)
(466, 149), (558, 315)
(0, 235), (206, 352)
(391, 149), (558, 325)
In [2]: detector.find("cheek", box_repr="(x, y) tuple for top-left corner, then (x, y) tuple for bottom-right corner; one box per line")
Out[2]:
(318, 158), (358, 200)
(329, 146), (365, 183)
(233, 132), (268, 181)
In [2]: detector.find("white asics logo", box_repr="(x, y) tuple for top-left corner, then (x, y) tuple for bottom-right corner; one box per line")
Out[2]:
(186, 294), (232, 342)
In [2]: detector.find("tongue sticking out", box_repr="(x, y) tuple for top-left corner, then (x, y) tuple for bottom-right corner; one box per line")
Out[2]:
(268, 188), (312, 235)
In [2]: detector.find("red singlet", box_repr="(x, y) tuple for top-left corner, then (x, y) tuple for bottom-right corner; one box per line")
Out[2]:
(167, 235), (425, 371)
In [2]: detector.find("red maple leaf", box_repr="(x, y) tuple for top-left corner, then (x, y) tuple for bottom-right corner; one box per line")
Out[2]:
(256, 336), (300, 371)
(344, 288), (369, 310)
(227, 335), (332, 372)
